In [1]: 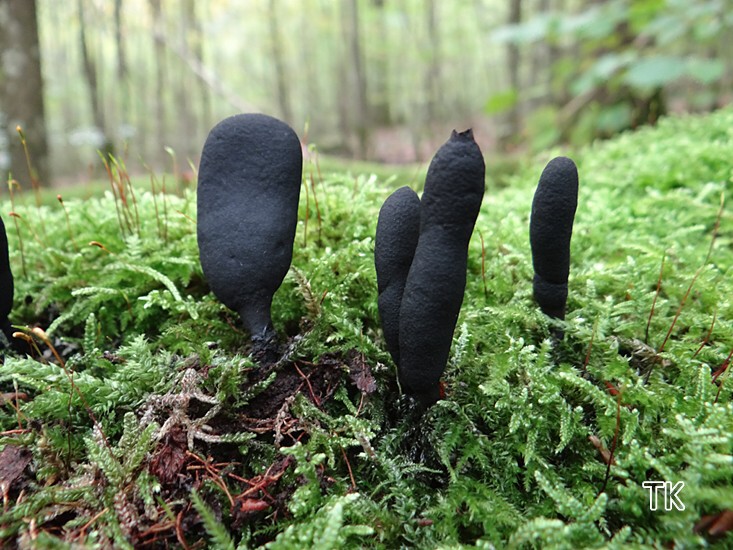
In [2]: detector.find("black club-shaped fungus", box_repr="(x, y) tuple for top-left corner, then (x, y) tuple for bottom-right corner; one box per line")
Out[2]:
(375, 186), (420, 366)
(1, 214), (14, 348)
(197, 114), (302, 352)
(529, 156), (579, 321)
(398, 129), (485, 406)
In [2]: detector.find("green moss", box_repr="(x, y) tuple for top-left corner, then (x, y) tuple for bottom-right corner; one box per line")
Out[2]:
(1, 108), (732, 547)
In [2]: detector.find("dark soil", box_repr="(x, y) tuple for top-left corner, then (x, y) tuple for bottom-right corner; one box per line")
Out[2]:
(134, 349), (377, 548)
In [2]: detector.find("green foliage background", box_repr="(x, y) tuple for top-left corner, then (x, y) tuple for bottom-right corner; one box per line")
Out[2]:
(1, 108), (732, 547)
(491, 0), (733, 149)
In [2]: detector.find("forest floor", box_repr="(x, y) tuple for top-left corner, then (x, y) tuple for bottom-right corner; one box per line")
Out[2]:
(0, 108), (732, 548)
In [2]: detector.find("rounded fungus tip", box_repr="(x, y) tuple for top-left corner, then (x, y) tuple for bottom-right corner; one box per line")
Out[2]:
(397, 129), (485, 407)
(197, 113), (302, 348)
(529, 156), (579, 322)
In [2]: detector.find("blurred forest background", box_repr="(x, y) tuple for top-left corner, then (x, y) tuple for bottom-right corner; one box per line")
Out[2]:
(1, 0), (732, 186)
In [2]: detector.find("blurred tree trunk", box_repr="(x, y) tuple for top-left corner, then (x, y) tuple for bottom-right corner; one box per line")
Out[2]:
(175, 0), (196, 159)
(424, 0), (442, 122)
(371, 0), (391, 125)
(114, 0), (131, 128)
(0, 0), (49, 186)
(299, 0), (319, 132)
(504, 0), (522, 146)
(547, 0), (563, 105)
(184, 0), (210, 136)
(337, 8), (351, 155)
(268, 0), (293, 123)
(528, 0), (550, 110)
(715, 5), (733, 108)
(345, 0), (369, 158)
(114, 0), (128, 79)
(78, 0), (114, 158)
(149, 0), (167, 156)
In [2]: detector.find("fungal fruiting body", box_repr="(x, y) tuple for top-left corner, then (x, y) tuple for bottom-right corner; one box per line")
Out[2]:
(197, 114), (302, 350)
(0, 214), (13, 348)
(375, 186), (421, 366)
(398, 129), (486, 406)
(529, 156), (579, 321)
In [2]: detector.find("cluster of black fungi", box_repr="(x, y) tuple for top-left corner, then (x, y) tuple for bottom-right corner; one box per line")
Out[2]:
(0, 113), (578, 409)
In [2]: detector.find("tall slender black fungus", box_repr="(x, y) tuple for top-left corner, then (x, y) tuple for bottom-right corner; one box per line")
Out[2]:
(398, 129), (485, 406)
(197, 114), (302, 353)
(1, 214), (14, 348)
(375, 186), (420, 366)
(529, 156), (579, 322)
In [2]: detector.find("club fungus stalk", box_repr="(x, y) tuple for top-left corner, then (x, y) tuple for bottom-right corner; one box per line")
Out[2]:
(529, 156), (579, 331)
(1, 215), (14, 348)
(398, 129), (485, 407)
(375, 186), (421, 366)
(197, 113), (302, 358)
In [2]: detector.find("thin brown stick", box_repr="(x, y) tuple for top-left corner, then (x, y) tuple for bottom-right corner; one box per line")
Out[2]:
(315, 150), (324, 186)
(12, 331), (42, 358)
(175, 507), (192, 550)
(658, 266), (702, 356)
(303, 174), (310, 247)
(77, 507), (108, 539)
(89, 241), (112, 254)
(12, 382), (26, 430)
(693, 307), (717, 359)
(100, 155), (126, 235)
(150, 174), (162, 239)
(356, 390), (365, 417)
(0, 429), (32, 436)
(712, 348), (733, 384)
(31, 327), (73, 462)
(704, 192), (725, 265)
(645, 263), (703, 384)
(161, 175), (169, 242)
(16, 126), (45, 236)
(645, 252), (665, 345)
(26, 327), (112, 453)
(9, 212), (45, 248)
(478, 230), (488, 300)
(6, 176), (17, 212)
(714, 366), (730, 405)
(600, 390), (622, 495)
(31, 327), (65, 366)
(57, 195), (79, 251)
(582, 319), (598, 371)
(176, 210), (196, 225)
(293, 363), (321, 407)
(310, 172), (323, 244)
(646, 196), (724, 382)
(6, 204), (27, 277)
(186, 451), (235, 507)
(116, 159), (141, 235)
(165, 147), (181, 196)
(341, 447), (357, 490)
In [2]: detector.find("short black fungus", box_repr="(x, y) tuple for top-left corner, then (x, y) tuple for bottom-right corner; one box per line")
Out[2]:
(529, 156), (579, 322)
(1, 214), (14, 348)
(197, 113), (302, 352)
(398, 129), (485, 406)
(375, 186), (420, 366)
